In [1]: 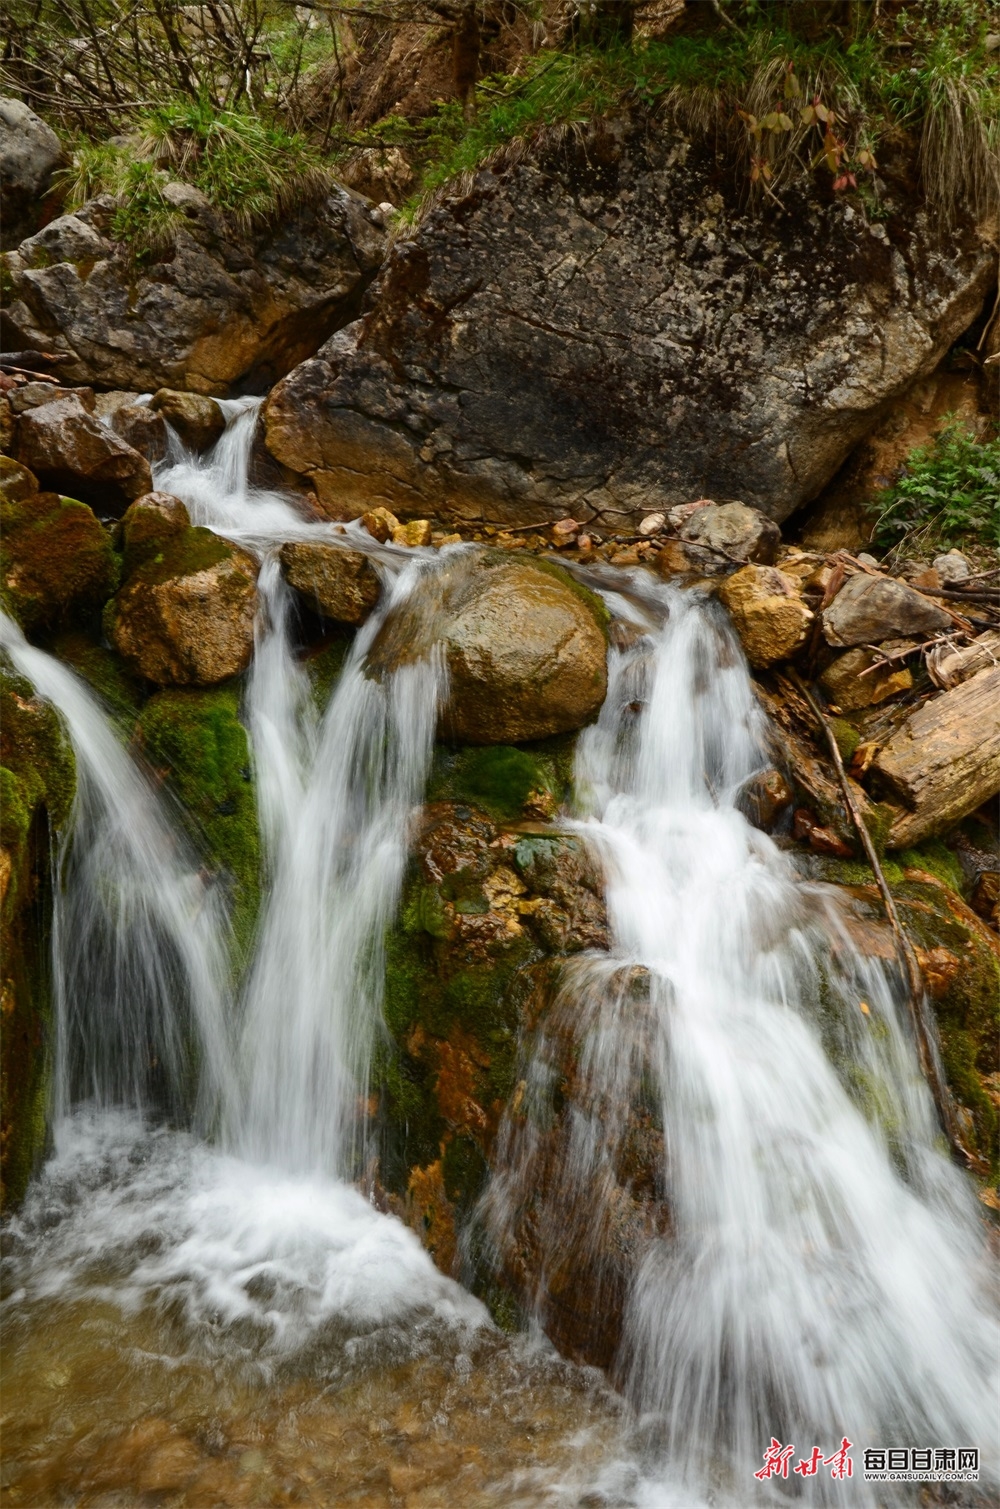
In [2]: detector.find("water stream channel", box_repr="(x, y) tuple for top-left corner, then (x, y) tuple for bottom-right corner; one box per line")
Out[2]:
(1, 402), (995, 1507)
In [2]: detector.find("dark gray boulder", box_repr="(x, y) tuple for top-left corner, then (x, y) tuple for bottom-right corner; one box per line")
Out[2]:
(263, 123), (995, 529)
(2, 183), (387, 395)
(0, 98), (65, 250)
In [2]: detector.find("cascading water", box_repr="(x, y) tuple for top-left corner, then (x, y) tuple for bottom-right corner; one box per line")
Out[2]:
(2, 401), (995, 1506)
(0, 613), (236, 1131)
(482, 579), (998, 1502)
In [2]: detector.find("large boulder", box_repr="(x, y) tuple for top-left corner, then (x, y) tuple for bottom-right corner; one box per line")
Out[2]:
(822, 572), (953, 648)
(367, 551), (608, 743)
(15, 393), (152, 514)
(263, 124), (995, 528)
(0, 457), (119, 631)
(279, 541), (381, 625)
(2, 184), (387, 396)
(106, 505), (259, 686)
(0, 98), (65, 251)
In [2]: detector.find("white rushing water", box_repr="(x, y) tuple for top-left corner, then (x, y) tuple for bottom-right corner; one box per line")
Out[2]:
(2, 403), (483, 1361)
(3, 402), (996, 1503)
(484, 581), (998, 1502)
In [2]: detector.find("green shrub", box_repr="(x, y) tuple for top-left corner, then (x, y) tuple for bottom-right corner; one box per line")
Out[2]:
(871, 417), (1000, 557)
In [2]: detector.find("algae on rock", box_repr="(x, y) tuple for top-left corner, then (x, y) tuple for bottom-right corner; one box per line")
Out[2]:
(133, 685), (261, 966)
(0, 661), (75, 1210)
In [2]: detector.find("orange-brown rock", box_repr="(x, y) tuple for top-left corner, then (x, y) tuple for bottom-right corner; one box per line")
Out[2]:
(106, 526), (259, 686)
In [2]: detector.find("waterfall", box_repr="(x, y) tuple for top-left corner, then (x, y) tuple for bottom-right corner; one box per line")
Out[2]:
(1, 405), (481, 1360)
(233, 555), (446, 1173)
(3, 403), (994, 1501)
(0, 612), (235, 1131)
(482, 583), (997, 1499)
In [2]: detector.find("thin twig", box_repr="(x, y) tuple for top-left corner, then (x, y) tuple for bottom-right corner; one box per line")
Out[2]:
(788, 669), (976, 1170)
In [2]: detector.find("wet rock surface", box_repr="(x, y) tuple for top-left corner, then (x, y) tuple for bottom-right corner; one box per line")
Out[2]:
(279, 540), (381, 625)
(0, 458), (119, 631)
(106, 512), (258, 686)
(15, 394), (152, 514)
(149, 390), (225, 453)
(3, 187), (388, 396)
(375, 781), (665, 1365)
(368, 551), (608, 743)
(0, 663), (75, 1209)
(263, 123), (995, 530)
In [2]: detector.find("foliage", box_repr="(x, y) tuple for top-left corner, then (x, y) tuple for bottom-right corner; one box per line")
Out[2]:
(61, 98), (332, 254)
(871, 417), (1000, 557)
(385, 0), (999, 217)
(1, 0), (300, 129)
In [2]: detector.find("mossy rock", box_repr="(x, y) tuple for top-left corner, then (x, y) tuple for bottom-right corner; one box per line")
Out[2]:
(0, 661), (76, 1211)
(133, 685), (261, 966)
(0, 487), (120, 633)
(819, 849), (1000, 1172)
(427, 736), (577, 822)
(106, 525), (258, 687)
(303, 631), (354, 713)
(48, 629), (145, 735)
(375, 796), (609, 1309)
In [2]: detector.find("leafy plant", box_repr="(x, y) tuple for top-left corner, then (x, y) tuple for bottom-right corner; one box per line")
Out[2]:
(871, 418), (1000, 556)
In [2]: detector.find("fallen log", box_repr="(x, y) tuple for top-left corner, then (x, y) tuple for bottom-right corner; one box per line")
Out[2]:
(872, 666), (1000, 847)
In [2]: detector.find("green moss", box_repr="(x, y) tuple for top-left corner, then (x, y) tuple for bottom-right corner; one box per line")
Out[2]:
(126, 525), (229, 589)
(0, 254), (14, 302)
(431, 745), (553, 823)
(829, 718), (861, 764)
(441, 1133), (489, 1215)
(48, 630), (144, 735)
(896, 837), (966, 894)
(0, 493), (120, 633)
(863, 801), (897, 861)
(815, 855), (905, 888)
(133, 686), (261, 966)
(0, 662), (76, 1211)
(429, 733), (578, 820)
(304, 633), (353, 713)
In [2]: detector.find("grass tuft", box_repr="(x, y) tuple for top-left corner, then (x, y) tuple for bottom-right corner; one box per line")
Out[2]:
(61, 97), (333, 257)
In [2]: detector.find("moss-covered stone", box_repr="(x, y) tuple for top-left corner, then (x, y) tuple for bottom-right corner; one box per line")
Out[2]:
(428, 741), (567, 822)
(0, 487), (120, 633)
(118, 492), (190, 577)
(376, 798), (609, 1286)
(303, 632), (353, 713)
(133, 685), (261, 965)
(106, 525), (258, 687)
(0, 661), (76, 1211)
(819, 855), (1000, 1173)
(48, 629), (145, 734)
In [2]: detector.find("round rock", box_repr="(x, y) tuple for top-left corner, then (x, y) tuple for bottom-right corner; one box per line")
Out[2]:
(368, 551), (609, 743)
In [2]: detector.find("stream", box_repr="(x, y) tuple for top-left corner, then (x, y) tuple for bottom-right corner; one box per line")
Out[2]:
(0, 401), (995, 1507)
